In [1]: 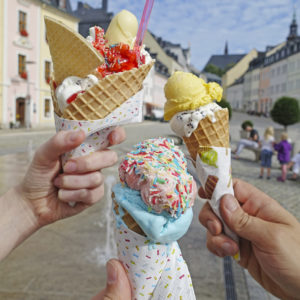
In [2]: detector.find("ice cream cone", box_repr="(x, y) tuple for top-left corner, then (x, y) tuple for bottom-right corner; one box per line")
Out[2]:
(112, 192), (146, 236)
(183, 108), (229, 161)
(45, 16), (104, 86)
(45, 16), (154, 120)
(59, 61), (154, 120)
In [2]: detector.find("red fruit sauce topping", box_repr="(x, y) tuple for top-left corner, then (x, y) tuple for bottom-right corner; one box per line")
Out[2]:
(66, 91), (84, 104)
(92, 27), (146, 78)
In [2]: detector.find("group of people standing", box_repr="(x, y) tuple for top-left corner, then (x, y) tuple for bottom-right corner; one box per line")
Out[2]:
(233, 122), (300, 182)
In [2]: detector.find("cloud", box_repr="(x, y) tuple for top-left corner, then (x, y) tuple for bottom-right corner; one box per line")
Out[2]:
(70, 0), (297, 70)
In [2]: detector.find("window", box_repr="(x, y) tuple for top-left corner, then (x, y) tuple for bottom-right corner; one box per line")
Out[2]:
(19, 11), (28, 36)
(277, 66), (280, 75)
(44, 98), (51, 118)
(281, 83), (286, 92)
(18, 54), (27, 79)
(45, 61), (51, 84)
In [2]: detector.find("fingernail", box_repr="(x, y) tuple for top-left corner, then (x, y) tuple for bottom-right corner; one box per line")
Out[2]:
(64, 161), (77, 172)
(106, 261), (117, 285)
(207, 220), (216, 235)
(69, 131), (78, 142)
(223, 195), (238, 213)
(221, 242), (234, 255)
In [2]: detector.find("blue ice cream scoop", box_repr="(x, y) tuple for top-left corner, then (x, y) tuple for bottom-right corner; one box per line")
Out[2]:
(112, 183), (193, 244)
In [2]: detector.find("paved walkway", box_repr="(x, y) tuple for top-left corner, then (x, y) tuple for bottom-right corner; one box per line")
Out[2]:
(0, 113), (299, 299)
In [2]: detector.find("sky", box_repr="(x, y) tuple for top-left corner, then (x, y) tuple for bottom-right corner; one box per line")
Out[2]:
(70, 0), (299, 71)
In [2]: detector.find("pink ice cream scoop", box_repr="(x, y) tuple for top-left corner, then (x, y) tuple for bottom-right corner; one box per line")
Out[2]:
(119, 138), (197, 217)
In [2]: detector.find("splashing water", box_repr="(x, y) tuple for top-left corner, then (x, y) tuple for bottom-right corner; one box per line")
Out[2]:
(91, 175), (118, 266)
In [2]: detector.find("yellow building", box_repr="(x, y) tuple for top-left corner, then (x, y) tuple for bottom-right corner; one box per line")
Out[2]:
(222, 49), (258, 97)
(0, 0), (4, 126)
(38, 1), (79, 127)
(144, 31), (184, 75)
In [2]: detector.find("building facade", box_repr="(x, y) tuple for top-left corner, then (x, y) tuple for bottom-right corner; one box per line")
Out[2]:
(3, 0), (40, 128)
(0, 0), (78, 128)
(0, 0), (4, 125)
(227, 11), (300, 115)
(226, 78), (244, 111)
(222, 48), (258, 98)
(39, 1), (78, 127)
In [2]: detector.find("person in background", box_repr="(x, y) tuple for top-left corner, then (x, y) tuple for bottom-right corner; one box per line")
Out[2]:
(274, 132), (292, 182)
(287, 152), (300, 181)
(233, 123), (259, 159)
(259, 126), (275, 179)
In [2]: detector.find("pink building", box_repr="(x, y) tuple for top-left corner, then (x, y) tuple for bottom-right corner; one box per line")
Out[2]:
(3, 0), (39, 128)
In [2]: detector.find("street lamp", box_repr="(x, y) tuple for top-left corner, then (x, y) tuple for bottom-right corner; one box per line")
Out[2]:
(24, 60), (36, 129)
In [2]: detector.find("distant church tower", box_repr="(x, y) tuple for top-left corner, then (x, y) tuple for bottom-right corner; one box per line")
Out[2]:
(287, 7), (298, 41)
(224, 41), (228, 55)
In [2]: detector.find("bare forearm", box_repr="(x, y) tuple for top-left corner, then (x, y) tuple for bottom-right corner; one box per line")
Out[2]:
(0, 186), (39, 261)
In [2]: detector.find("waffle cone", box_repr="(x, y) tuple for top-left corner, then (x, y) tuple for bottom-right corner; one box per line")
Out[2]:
(112, 192), (146, 236)
(183, 108), (229, 161)
(56, 61), (154, 120)
(45, 17), (104, 86)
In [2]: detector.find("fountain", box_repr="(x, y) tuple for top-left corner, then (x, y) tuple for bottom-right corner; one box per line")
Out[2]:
(90, 175), (118, 266)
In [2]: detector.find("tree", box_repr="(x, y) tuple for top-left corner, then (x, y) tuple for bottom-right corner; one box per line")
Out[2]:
(204, 64), (224, 77)
(218, 98), (232, 120)
(270, 96), (300, 130)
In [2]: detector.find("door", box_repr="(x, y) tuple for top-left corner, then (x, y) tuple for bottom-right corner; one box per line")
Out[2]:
(16, 97), (25, 127)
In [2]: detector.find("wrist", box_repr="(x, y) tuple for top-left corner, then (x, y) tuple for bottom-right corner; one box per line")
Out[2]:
(0, 186), (40, 261)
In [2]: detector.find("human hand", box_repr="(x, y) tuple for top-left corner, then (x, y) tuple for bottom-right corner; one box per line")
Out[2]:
(19, 127), (126, 228)
(91, 259), (131, 300)
(199, 179), (300, 299)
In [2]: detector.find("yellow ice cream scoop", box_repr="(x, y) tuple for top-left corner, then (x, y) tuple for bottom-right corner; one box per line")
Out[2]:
(164, 71), (223, 121)
(105, 10), (138, 47)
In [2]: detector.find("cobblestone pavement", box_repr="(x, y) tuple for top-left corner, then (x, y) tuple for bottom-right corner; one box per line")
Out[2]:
(0, 112), (299, 300)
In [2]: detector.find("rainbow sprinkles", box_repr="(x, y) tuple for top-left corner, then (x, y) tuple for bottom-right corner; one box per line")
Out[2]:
(119, 138), (195, 217)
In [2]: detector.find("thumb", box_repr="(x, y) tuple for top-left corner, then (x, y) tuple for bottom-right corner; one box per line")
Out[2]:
(220, 194), (272, 245)
(35, 130), (85, 164)
(92, 259), (131, 300)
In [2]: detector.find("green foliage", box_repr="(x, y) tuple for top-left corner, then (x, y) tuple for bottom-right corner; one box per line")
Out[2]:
(204, 63), (237, 77)
(270, 97), (300, 129)
(204, 64), (224, 77)
(241, 120), (253, 130)
(218, 98), (232, 120)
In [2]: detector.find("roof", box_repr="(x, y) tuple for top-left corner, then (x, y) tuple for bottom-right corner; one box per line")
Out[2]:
(73, 1), (113, 37)
(149, 31), (190, 68)
(265, 42), (286, 57)
(248, 51), (265, 71)
(204, 54), (245, 70)
(228, 75), (244, 87)
(40, 0), (74, 16)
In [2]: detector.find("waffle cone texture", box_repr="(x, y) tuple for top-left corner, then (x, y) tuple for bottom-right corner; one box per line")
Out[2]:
(45, 17), (104, 86)
(59, 61), (154, 120)
(183, 108), (229, 161)
(112, 192), (146, 236)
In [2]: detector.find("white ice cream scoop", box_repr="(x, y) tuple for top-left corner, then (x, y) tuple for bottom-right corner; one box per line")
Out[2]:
(55, 74), (98, 114)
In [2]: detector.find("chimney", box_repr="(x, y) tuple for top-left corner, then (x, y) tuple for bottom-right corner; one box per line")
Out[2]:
(102, 0), (108, 11)
(77, 1), (83, 10)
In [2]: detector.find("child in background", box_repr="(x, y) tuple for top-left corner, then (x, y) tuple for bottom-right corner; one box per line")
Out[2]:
(274, 132), (292, 182)
(287, 152), (300, 181)
(259, 126), (274, 179)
